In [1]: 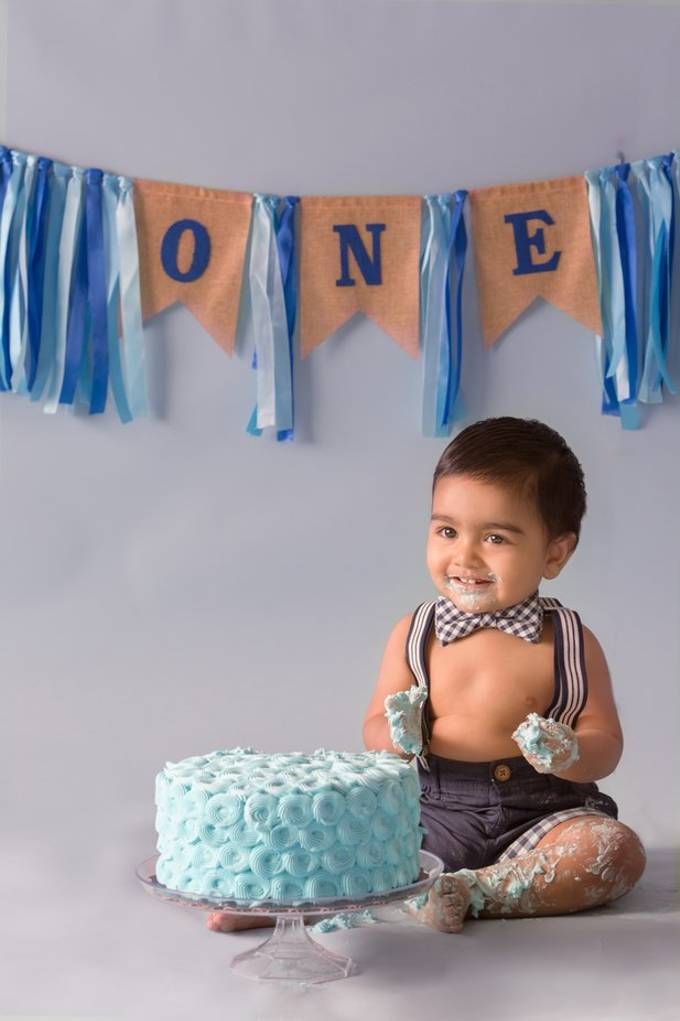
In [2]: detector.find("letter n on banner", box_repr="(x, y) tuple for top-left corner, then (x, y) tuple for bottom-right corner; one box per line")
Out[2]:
(469, 176), (602, 346)
(134, 179), (252, 354)
(299, 196), (421, 356)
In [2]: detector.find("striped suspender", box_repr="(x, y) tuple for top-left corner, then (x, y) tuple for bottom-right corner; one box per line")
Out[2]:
(541, 598), (589, 729)
(405, 601), (437, 772)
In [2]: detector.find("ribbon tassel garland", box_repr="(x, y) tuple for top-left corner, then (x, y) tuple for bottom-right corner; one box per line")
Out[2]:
(245, 194), (298, 441)
(0, 145), (148, 420)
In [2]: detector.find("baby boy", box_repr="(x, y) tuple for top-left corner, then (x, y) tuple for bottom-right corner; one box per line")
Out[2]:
(362, 416), (646, 932)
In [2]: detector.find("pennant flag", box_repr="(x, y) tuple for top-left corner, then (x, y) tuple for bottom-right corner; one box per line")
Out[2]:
(299, 195), (421, 357)
(134, 179), (252, 354)
(470, 176), (602, 346)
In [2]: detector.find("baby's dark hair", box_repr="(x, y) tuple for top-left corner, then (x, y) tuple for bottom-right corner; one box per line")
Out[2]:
(432, 417), (587, 545)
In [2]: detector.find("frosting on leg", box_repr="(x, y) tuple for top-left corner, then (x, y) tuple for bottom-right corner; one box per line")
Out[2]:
(460, 816), (646, 919)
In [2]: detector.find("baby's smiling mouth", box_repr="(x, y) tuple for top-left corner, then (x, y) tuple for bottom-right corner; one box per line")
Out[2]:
(446, 575), (493, 587)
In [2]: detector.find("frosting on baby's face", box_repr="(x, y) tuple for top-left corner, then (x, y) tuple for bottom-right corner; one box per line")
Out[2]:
(426, 474), (576, 614)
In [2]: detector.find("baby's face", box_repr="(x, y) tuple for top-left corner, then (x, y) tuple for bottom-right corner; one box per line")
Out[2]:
(426, 473), (574, 613)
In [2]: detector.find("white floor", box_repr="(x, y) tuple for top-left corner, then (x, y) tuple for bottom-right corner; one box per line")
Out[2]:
(2, 847), (678, 1021)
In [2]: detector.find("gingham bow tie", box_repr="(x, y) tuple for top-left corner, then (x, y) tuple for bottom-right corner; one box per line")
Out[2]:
(434, 590), (544, 645)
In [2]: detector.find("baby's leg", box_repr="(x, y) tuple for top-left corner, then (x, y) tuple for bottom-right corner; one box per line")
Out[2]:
(207, 910), (327, 932)
(471, 815), (646, 919)
(207, 912), (274, 932)
(415, 815), (645, 932)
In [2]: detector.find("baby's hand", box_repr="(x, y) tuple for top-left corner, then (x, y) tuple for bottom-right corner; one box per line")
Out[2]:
(384, 686), (427, 756)
(511, 712), (579, 774)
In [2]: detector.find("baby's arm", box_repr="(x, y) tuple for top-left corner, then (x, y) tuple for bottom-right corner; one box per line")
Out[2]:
(513, 625), (623, 782)
(363, 613), (421, 758)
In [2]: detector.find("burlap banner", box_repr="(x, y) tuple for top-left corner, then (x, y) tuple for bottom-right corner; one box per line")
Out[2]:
(299, 195), (421, 357)
(134, 179), (252, 354)
(470, 176), (602, 346)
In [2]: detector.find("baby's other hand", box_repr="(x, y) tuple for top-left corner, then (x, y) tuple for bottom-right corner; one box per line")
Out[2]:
(384, 686), (427, 756)
(511, 712), (579, 774)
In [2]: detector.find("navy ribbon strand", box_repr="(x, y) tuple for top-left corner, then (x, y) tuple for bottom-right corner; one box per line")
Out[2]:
(441, 189), (467, 430)
(26, 156), (52, 391)
(274, 194), (299, 442)
(59, 206), (89, 405)
(84, 168), (109, 413)
(614, 162), (639, 406)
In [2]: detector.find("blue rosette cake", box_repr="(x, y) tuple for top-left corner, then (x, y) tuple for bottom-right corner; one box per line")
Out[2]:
(154, 748), (424, 903)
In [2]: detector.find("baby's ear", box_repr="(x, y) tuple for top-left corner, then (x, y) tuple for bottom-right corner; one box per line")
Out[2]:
(543, 532), (577, 580)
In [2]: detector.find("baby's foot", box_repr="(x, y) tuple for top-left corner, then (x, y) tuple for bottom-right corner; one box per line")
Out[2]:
(406, 873), (471, 933)
(206, 911), (274, 933)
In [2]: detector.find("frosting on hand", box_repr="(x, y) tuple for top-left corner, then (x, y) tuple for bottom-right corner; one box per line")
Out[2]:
(511, 712), (580, 774)
(384, 686), (428, 756)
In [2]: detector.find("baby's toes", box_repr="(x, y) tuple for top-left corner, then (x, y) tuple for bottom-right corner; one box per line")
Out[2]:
(206, 911), (234, 932)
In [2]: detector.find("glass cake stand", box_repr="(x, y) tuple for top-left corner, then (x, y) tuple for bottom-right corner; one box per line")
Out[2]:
(136, 850), (443, 984)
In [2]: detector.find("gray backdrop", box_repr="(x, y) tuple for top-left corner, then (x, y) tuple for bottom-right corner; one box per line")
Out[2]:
(2, 1), (679, 1017)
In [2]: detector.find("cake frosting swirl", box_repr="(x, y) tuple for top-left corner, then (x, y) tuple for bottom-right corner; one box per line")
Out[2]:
(154, 747), (424, 903)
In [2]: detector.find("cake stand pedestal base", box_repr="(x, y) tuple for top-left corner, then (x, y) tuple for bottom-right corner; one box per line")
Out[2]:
(136, 850), (443, 985)
(230, 914), (356, 983)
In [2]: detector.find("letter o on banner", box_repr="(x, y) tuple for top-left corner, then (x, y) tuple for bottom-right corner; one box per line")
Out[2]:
(160, 218), (211, 282)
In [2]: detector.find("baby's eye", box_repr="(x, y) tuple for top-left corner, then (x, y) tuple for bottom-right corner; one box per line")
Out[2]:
(485, 534), (505, 544)
(436, 526), (456, 539)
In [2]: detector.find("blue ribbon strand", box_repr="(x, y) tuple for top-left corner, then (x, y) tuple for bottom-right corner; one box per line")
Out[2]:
(274, 194), (299, 442)
(420, 190), (467, 437)
(31, 161), (69, 403)
(8, 155), (39, 396)
(26, 156), (52, 392)
(245, 193), (296, 440)
(630, 155), (677, 402)
(0, 151), (26, 388)
(0, 145), (14, 390)
(585, 167), (639, 428)
(116, 176), (148, 417)
(59, 182), (89, 406)
(102, 174), (132, 423)
(443, 189), (468, 430)
(614, 162), (640, 426)
(44, 165), (84, 414)
(84, 168), (109, 413)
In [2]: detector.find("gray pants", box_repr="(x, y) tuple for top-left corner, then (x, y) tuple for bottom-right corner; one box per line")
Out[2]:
(417, 753), (619, 871)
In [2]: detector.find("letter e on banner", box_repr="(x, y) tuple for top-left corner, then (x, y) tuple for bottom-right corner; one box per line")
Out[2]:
(470, 176), (602, 346)
(503, 210), (561, 276)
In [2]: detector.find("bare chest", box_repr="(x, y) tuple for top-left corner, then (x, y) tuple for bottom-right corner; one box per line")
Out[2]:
(426, 617), (556, 729)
